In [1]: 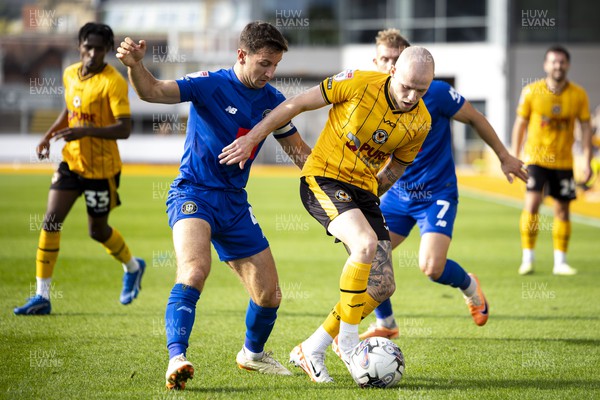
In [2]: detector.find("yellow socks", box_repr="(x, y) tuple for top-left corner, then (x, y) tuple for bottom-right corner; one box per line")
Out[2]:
(101, 228), (133, 264)
(552, 218), (570, 253)
(36, 230), (60, 279)
(520, 211), (539, 251)
(322, 293), (380, 337)
(339, 260), (371, 324)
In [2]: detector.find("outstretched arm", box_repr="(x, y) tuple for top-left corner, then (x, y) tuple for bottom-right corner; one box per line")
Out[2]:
(454, 101), (528, 183)
(219, 85), (327, 169)
(116, 37), (181, 104)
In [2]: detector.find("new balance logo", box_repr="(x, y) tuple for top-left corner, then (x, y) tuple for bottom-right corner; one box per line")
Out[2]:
(176, 306), (193, 313)
(225, 106), (238, 114)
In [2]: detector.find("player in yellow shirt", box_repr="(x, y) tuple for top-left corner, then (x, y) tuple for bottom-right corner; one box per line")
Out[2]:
(14, 23), (145, 315)
(512, 45), (593, 276)
(220, 46), (434, 382)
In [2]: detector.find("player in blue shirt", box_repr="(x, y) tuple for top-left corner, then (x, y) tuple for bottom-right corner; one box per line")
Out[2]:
(117, 22), (310, 390)
(360, 29), (527, 340)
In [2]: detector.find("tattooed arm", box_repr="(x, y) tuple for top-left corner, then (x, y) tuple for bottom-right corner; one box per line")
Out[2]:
(377, 156), (407, 197)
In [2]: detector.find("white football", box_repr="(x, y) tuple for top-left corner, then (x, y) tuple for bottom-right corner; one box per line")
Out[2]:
(348, 336), (405, 388)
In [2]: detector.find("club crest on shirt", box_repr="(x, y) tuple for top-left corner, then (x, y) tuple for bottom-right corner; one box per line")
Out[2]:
(335, 190), (352, 202)
(73, 96), (81, 108)
(551, 104), (561, 115)
(181, 201), (198, 215)
(372, 129), (389, 144)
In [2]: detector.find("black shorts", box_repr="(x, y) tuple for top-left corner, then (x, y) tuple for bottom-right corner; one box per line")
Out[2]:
(526, 164), (576, 201)
(300, 176), (390, 241)
(50, 162), (122, 217)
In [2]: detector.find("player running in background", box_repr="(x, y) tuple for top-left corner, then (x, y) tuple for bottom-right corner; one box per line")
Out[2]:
(360, 29), (527, 340)
(14, 23), (145, 316)
(220, 46), (435, 383)
(117, 21), (310, 390)
(512, 45), (593, 276)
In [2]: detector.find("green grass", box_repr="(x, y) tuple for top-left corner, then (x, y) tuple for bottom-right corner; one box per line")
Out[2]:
(1, 172), (599, 399)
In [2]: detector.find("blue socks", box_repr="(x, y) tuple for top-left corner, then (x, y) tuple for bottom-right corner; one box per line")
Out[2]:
(165, 283), (200, 360)
(244, 299), (278, 354)
(433, 259), (471, 290)
(374, 298), (394, 320)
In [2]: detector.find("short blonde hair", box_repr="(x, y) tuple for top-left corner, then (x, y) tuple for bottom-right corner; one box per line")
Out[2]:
(375, 29), (411, 48)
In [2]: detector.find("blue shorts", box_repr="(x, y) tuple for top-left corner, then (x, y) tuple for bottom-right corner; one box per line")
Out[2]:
(166, 180), (269, 262)
(380, 192), (458, 239)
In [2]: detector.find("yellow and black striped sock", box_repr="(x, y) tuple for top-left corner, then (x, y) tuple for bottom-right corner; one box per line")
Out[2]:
(339, 259), (371, 325)
(101, 228), (132, 264)
(322, 293), (380, 338)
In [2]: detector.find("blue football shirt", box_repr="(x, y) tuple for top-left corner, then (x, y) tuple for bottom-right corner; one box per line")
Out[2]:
(174, 68), (296, 190)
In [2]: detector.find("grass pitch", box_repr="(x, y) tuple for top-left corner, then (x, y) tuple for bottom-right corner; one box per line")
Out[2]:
(1, 170), (599, 399)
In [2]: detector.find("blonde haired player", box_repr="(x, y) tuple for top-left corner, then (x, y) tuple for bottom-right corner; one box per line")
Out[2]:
(14, 23), (145, 315)
(220, 46), (434, 382)
(512, 45), (593, 276)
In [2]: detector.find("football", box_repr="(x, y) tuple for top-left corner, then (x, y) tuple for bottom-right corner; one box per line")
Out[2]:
(348, 336), (405, 388)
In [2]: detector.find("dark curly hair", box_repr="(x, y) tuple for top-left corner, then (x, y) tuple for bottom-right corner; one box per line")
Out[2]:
(78, 22), (115, 50)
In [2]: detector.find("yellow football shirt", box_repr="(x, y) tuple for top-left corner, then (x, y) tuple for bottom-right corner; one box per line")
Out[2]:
(62, 62), (130, 179)
(517, 79), (590, 170)
(301, 69), (431, 195)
